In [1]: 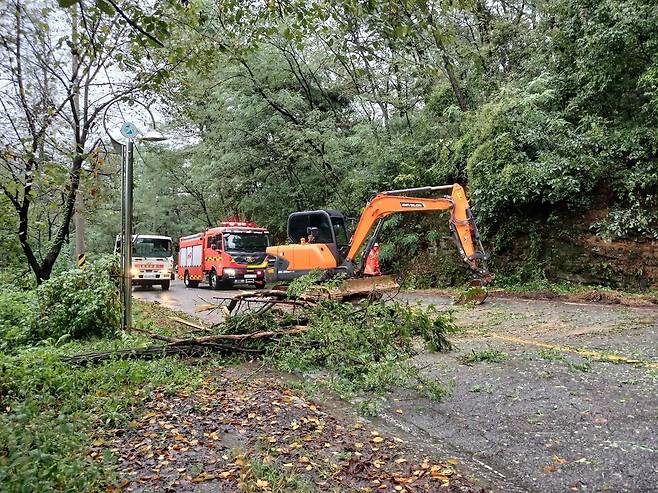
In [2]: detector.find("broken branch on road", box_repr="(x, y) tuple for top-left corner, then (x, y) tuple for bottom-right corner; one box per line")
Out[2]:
(64, 275), (456, 402)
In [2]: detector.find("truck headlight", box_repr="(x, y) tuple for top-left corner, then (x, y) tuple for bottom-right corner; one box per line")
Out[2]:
(130, 267), (139, 276)
(224, 268), (236, 277)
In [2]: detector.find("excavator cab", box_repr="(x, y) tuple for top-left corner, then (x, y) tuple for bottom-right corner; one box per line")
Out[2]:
(287, 210), (350, 259)
(266, 210), (350, 281)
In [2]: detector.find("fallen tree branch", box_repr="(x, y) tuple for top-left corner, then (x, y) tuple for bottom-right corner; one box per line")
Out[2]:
(171, 325), (309, 345)
(225, 290), (320, 313)
(62, 342), (263, 366)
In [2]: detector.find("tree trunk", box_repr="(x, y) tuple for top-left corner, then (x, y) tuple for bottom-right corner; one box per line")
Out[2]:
(17, 204), (46, 284)
(442, 53), (469, 112)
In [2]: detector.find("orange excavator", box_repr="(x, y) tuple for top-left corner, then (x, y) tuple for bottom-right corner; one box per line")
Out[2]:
(265, 184), (491, 292)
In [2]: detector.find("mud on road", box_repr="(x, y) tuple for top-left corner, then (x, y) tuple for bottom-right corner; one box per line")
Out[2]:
(133, 283), (657, 492)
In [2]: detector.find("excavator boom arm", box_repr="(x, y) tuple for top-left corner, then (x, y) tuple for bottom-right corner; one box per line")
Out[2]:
(345, 184), (490, 281)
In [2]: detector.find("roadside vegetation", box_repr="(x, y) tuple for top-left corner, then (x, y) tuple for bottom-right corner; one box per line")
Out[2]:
(0, 266), (456, 491)
(0, 258), (215, 491)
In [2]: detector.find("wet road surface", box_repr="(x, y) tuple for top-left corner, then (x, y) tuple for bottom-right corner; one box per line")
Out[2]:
(134, 282), (658, 492)
(132, 279), (259, 325)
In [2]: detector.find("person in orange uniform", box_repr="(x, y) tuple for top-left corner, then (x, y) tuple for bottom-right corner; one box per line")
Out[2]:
(364, 243), (381, 276)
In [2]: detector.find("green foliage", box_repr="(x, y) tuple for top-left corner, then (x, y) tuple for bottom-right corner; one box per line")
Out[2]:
(461, 349), (509, 364)
(591, 204), (658, 240)
(358, 398), (385, 417)
(539, 349), (566, 362)
(286, 270), (325, 298)
(460, 81), (604, 232)
(0, 257), (121, 352)
(568, 360), (592, 373)
(0, 287), (36, 351)
(381, 216), (473, 289)
(269, 300), (454, 397)
(34, 256), (121, 342)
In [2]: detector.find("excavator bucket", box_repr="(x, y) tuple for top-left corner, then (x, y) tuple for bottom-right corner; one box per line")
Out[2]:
(326, 275), (400, 301)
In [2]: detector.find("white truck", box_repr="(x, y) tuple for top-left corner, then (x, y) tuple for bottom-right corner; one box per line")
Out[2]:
(114, 234), (175, 290)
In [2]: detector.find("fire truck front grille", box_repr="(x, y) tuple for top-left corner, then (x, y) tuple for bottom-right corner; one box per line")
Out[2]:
(232, 253), (267, 265)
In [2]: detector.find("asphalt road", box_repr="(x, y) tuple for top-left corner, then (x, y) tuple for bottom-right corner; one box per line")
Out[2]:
(132, 279), (257, 325)
(133, 281), (658, 492)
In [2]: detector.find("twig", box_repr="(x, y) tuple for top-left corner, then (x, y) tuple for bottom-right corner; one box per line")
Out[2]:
(127, 326), (182, 343)
(167, 316), (211, 332)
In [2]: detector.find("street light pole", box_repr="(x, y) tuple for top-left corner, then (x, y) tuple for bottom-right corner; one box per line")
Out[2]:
(122, 140), (134, 330)
(103, 101), (166, 333)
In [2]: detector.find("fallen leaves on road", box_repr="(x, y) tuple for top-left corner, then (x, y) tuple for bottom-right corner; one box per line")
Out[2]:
(96, 366), (486, 492)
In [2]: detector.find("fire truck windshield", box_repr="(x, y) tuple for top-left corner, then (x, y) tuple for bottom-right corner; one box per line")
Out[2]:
(133, 238), (172, 258)
(223, 233), (268, 252)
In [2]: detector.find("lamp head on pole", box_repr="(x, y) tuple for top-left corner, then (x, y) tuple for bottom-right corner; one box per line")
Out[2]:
(139, 129), (167, 142)
(102, 100), (167, 149)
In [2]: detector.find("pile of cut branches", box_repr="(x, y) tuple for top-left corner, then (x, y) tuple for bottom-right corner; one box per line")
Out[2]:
(65, 276), (455, 399)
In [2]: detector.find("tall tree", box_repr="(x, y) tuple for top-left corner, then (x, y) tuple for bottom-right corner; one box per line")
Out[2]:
(0, 0), (171, 282)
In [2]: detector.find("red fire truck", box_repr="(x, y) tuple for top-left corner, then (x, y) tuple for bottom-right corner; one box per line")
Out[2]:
(177, 221), (269, 289)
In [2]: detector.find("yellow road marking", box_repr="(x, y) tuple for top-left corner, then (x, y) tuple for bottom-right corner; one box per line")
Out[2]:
(488, 334), (658, 369)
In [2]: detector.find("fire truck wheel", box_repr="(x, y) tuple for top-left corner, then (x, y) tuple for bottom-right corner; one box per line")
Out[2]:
(209, 270), (221, 290)
(183, 271), (199, 288)
(161, 281), (170, 291)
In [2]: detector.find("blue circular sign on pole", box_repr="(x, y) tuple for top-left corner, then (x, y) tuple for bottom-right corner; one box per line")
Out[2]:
(120, 122), (138, 139)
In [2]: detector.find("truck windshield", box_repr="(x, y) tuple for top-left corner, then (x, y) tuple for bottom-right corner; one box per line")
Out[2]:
(223, 233), (268, 252)
(133, 238), (172, 258)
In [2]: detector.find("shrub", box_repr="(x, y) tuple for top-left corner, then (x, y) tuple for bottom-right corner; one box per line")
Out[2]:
(34, 256), (120, 341)
(0, 287), (35, 351)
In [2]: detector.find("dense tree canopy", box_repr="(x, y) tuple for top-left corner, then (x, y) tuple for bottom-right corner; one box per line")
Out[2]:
(2, 0), (657, 286)
(149, 0), (657, 230)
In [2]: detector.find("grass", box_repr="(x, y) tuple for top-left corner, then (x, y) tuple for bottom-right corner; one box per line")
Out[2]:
(461, 348), (509, 364)
(568, 360), (592, 373)
(539, 349), (566, 361)
(469, 383), (494, 394)
(0, 301), (223, 493)
(238, 453), (317, 493)
(357, 398), (385, 417)
(537, 347), (593, 372)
